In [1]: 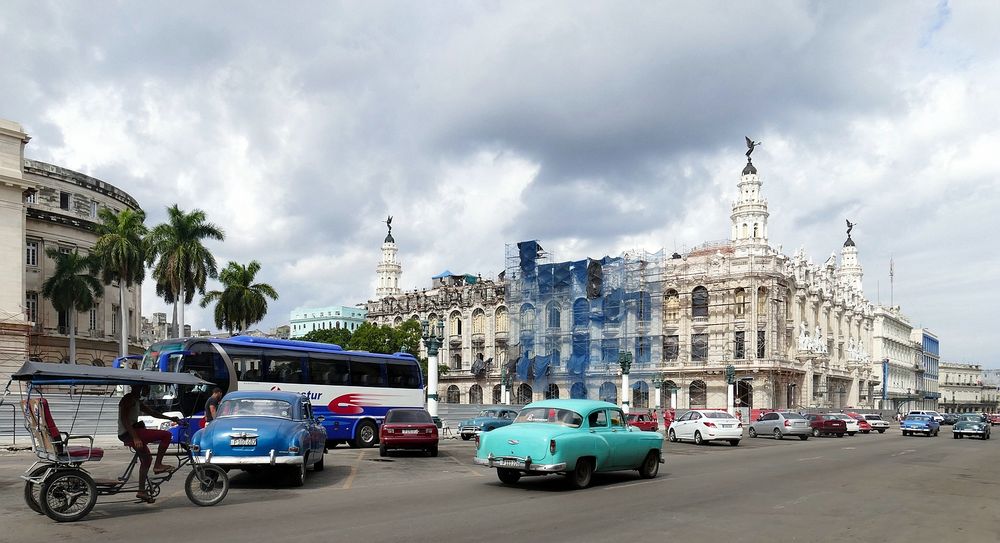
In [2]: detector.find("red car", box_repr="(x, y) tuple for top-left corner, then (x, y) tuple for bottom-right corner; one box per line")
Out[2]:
(804, 413), (847, 437)
(379, 408), (439, 457)
(627, 412), (658, 432)
(847, 413), (873, 434)
(989, 414), (1000, 426)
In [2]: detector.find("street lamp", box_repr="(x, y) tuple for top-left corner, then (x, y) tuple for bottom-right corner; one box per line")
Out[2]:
(500, 366), (511, 405)
(652, 373), (663, 411)
(421, 318), (445, 417)
(619, 350), (633, 414)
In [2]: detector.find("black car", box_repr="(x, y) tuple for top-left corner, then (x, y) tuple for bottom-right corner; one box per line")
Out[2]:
(941, 413), (959, 425)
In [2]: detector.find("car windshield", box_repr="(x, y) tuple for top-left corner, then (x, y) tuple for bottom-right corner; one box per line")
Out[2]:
(865, 415), (883, 421)
(704, 411), (737, 419)
(514, 407), (583, 428)
(478, 410), (498, 417)
(906, 415), (930, 421)
(386, 409), (432, 423)
(782, 413), (806, 420)
(219, 399), (292, 419)
(958, 415), (980, 422)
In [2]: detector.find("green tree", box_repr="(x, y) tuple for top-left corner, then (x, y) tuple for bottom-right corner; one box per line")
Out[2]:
(391, 319), (423, 356)
(147, 205), (225, 337)
(200, 260), (278, 334)
(93, 207), (148, 357)
(347, 322), (395, 353)
(41, 249), (103, 364)
(300, 328), (352, 347)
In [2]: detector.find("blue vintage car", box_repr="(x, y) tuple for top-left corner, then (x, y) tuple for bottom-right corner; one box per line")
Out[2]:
(473, 399), (664, 489)
(191, 391), (327, 486)
(458, 408), (520, 440)
(901, 414), (940, 437)
(952, 414), (991, 439)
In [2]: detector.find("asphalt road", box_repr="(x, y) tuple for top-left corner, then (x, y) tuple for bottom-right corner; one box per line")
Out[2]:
(1, 428), (997, 543)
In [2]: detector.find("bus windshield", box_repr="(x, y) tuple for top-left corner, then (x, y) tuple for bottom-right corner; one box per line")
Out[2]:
(141, 341), (185, 371)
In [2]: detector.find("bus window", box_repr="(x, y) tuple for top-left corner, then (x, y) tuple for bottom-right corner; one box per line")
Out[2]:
(308, 353), (350, 386)
(230, 349), (265, 382)
(386, 361), (421, 388)
(350, 357), (386, 387)
(268, 355), (305, 384)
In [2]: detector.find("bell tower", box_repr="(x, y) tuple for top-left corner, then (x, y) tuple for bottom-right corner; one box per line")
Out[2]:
(730, 137), (770, 256)
(375, 215), (402, 298)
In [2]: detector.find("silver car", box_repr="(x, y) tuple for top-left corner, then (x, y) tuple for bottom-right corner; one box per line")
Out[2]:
(749, 411), (811, 440)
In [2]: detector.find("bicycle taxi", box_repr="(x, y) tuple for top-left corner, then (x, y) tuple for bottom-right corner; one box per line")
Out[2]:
(4, 361), (230, 522)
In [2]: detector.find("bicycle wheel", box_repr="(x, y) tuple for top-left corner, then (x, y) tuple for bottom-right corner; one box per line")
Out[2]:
(23, 465), (49, 514)
(185, 465), (229, 507)
(40, 469), (98, 522)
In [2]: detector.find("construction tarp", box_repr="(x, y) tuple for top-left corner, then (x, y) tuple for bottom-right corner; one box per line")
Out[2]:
(569, 333), (590, 375)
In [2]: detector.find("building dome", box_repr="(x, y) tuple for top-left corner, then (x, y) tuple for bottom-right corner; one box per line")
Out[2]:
(742, 160), (757, 175)
(384, 232), (395, 243)
(844, 236), (855, 247)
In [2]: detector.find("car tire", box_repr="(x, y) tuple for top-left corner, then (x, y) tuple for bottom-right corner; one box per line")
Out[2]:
(638, 451), (660, 479)
(748, 427), (757, 438)
(729, 439), (740, 447)
(812, 428), (821, 438)
(289, 454), (307, 487)
(799, 435), (809, 441)
(773, 429), (783, 440)
(461, 435), (471, 441)
(878, 429), (886, 434)
(379, 445), (388, 457)
(694, 431), (704, 445)
(353, 421), (377, 448)
(566, 458), (593, 489)
(953, 433), (960, 439)
(313, 452), (325, 472)
(497, 468), (521, 485)
(902, 431), (908, 436)
(836, 433), (844, 438)
(848, 432), (856, 437)
(668, 429), (677, 442)
(428, 446), (438, 457)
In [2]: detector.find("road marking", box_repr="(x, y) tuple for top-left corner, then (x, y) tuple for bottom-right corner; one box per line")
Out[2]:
(604, 479), (665, 491)
(891, 449), (917, 457)
(797, 456), (824, 461)
(842, 447), (856, 450)
(341, 451), (365, 489)
(444, 453), (483, 477)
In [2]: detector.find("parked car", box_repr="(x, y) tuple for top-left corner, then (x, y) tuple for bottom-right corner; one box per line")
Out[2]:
(941, 413), (959, 426)
(851, 416), (873, 434)
(458, 408), (519, 440)
(830, 413), (859, 436)
(749, 411), (810, 440)
(901, 414), (940, 437)
(380, 408), (439, 457)
(988, 414), (1000, 426)
(473, 400), (664, 489)
(952, 414), (991, 440)
(191, 391), (327, 487)
(857, 413), (889, 433)
(626, 412), (658, 432)
(907, 410), (944, 423)
(668, 410), (743, 446)
(804, 413), (847, 437)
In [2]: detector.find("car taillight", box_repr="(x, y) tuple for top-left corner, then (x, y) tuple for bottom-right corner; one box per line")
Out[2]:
(425, 427), (434, 434)
(385, 428), (394, 434)
(703, 421), (716, 428)
(550, 439), (557, 454)
(784, 419), (791, 427)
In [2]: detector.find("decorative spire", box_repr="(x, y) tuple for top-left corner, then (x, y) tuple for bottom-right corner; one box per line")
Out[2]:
(383, 215), (394, 243)
(844, 219), (856, 247)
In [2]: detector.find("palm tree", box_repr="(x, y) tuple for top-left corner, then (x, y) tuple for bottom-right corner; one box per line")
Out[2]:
(93, 207), (148, 357)
(41, 249), (103, 364)
(147, 205), (225, 338)
(200, 260), (279, 334)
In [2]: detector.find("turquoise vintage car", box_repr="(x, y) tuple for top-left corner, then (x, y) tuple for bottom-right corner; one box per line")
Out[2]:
(473, 399), (664, 489)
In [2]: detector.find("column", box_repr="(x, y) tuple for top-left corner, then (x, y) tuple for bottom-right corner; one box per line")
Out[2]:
(727, 383), (735, 416)
(622, 372), (630, 414)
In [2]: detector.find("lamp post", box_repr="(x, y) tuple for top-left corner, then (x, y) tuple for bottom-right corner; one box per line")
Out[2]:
(421, 318), (445, 417)
(619, 350), (633, 414)
(652, 374), (663, 411)
(500, 369), (511, 405)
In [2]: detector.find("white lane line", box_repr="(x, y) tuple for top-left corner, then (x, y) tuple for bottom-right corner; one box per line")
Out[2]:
(842, 447), (856, 450)
(797, 456), (824, 461)
(890, 449), (917, 457)
(604, 479), (667, 491)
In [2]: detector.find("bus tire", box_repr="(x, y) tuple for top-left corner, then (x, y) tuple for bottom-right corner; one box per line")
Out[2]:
(353, 420), (377, 448)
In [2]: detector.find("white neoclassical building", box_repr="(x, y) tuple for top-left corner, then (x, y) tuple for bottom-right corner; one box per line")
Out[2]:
(938, 362), (998, 414)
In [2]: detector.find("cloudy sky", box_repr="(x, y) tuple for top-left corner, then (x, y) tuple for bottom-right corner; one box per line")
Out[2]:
(2, 2), (997, 366)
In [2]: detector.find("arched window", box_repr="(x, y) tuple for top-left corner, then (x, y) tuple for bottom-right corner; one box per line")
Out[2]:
(571, 382), (587, 399)
(637, 291), (652, 322)
(599, 382), (617, 404)
(546, 301), (561, 329)
(472, 309), (485, 334)
(515, 383), (533, 405)
(394, 316), (403, 326)
(692, 286), (709, 318)
(664, 289), (679, 322)
(734, 288), (746, 317)
(450, 311), (462, 336)
(632, 381), (649, 408)
(91, 359), (105, 367)
(446, 385), (461, 404)
(469, 384), (483, 404)
(520, 304), (535, 330)
(572, 298), (589, 328)
(689, 380), (707, 409)
(545, 383), (560, 400)
(758, 286), (768, 316)
(492, 384), (502, 404)
(753, 223), (759, 238)
(495, 307), (508, 333)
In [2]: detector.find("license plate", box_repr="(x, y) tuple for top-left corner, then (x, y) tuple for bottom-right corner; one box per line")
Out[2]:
(795, 422), (806, 426)
(231, 437), (257, 447)
(721, 424), (733, 428)
(402, 429), (419, 434)
(495, 459), (522, 468)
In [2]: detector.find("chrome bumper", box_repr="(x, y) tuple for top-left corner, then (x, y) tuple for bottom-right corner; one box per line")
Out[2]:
(473, 455), (566, 473)
(194, 448), (303, 465)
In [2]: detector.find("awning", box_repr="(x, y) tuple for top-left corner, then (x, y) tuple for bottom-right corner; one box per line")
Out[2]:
(10, 361), (212, 386)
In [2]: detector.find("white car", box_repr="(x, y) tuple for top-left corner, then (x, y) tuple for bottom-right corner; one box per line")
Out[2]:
(908, 410), (944, 423)
(668, 410), (742, 446)
(830, 413), (859, 436)
(861, 414), (890, 433)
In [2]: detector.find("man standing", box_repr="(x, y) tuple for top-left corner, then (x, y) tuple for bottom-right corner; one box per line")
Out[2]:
(204, 387), (224, 424)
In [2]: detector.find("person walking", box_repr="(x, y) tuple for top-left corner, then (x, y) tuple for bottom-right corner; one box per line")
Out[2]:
(204, 387), (223, 425)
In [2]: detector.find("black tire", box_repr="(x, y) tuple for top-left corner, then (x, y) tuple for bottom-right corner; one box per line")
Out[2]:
(729, 439), (740, 447)
(461, 435), (471, 441)
(497, 468), (521, 485)
(23, 465), (49, 515)
(848, 432), (856, 437)
(638, 451), (659, 479)
(353, 421), (378, 448)
(313, 453), (325, 472)
(953, 433), (960, 439)
(748, 427), (757, 438)
(812, 428), (821, 438)
(878, 429), (886, 434)
(799, 435), (809, 441)
(379, 445), (387, 457)
(902, 431), (909, 436)
(185, 465), (229, 506)
(566, 458), (593, 489)
(668, 429), (677, 442)
(694, 431), (704, 445)
(40, 469), (97, 522)
(428, 446), (438, 457)
(773, 429), (783, 441)
(288, 454), (307, 487)
(836, 433), (844, 438)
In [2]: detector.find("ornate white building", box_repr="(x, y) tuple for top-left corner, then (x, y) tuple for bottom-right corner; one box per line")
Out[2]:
(938, 362), (998, 413)
(375, 217), (402, 298)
